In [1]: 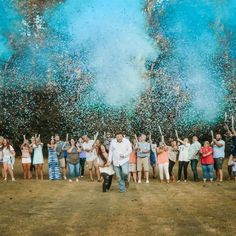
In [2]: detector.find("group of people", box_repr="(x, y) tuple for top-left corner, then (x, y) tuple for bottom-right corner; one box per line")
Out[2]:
(0, 127), (236, 193)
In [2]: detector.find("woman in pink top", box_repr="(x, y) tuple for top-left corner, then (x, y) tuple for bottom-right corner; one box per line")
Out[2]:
(21, 136), (32, 179)
(156, 142), (170, 183)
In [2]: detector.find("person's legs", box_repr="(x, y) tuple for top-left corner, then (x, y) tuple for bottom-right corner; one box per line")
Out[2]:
(114, 166), (126, 192)
(87, 161), (94, 181)
(164, 162), (170, 182)
(169, 160), (175, 180)
(101, 173), (109, 192)
(133, 171), (137, 183)
(202, 164), (207, 182)
(39, 164), (43, 180)
(74, 163), (80, 181)
(121, 162), (129, 183)
(143, 157), (149, 183)
(107, 175), (113, 190)
(22, 164), (27, 179)
(35, 164), (39, 180)
(191, 159), (199, 181)
(218, 158), (223, 182)
(152, 165), (157, 178)
(137, 158), (142, 183)
(208, 164), (214, 182)
(183, 161), (189, 181)
(3, 163), (8, 180)
(7, 164), (14, 180)
(95, 162), (101, 181)
(228, 165), (233, 180)
(80, 158), (86, 176)
(214, 159), (219, 181)
(159, 164), (164, 182)
(68, 163), (74, 181)
(178, 161), (183, 181)
(26, 163), (31, 179)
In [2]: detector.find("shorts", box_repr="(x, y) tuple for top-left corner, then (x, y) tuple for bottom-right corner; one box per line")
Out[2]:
(3, 156), (12, 165)
(87, 160), (98, 169)
(129, 163), (137, 172)
(214, 158), (224, 170)
(233, 171), (236, 177)
(22, 157), (31, 164)
(137, 157), (149, 172)
(59, 158), (66, 168)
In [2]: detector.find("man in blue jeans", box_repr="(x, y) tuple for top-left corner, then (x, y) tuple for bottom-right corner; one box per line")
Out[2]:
(189, 136), (201, 181)
(107, 132), (132, 193)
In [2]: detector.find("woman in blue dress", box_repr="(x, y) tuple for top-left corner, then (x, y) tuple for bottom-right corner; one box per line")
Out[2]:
(48, 138), (61, 180)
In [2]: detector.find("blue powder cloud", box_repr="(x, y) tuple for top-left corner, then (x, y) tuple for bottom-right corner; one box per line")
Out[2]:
(46, 0), (159, 106)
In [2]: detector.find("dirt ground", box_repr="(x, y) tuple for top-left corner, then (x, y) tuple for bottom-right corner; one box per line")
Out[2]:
(0, 159), (236, 236)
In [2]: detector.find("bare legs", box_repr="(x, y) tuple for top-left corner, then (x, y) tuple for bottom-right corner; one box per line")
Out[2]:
(35, 164), (43, 180)
(3, 163), (14, 181)
(22, 163), (31, 179)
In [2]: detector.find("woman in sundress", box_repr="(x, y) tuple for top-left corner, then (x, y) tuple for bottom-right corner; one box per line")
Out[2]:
(48, 138), (61, 180)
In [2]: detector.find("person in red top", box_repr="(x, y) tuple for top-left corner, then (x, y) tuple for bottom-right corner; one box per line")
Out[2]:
(200, 141), (214, 183)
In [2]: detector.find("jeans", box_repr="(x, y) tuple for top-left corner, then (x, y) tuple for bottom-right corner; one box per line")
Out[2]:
(101, 173), (113, 192)
(68, 162), (80, 179)
(114, 162), (129, 192)
(168, 160), (175, 177)
(80, 158), (86, 176)
(191, 159), (199, 181)
(202, 164), (214, 180)
(178, 161), (189, 180)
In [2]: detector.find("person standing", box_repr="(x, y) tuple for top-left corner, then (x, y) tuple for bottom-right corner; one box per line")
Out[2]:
(212, 134), (225, 182)
(200, 141), (214, 183)
(3, 139), (15, 181)
(67, 139), (81, 182)
(21, 136), (32, 179)
(188, 136), (201, 181)
(107, 132), (132, 193)
(136, 134), (150, 184)
(55, 134), (67, 180)
(177, 138), (190, 183)
(32, 137), (44, 180)
(149, 134), (157, 179)
(156, 142), (170, 183)
(77, 138), (86, 178)
(81, 133), (98, 181)
(48, 138), (61, 180)
(168, 140), (178, 182)
(128, 138), (138, 183)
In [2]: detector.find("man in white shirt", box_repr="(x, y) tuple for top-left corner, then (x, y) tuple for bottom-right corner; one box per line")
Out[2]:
(107, 132), (132, 193)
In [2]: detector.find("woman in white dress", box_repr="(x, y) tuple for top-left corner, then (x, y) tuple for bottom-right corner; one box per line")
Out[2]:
(33, 137), (44, 180)
(3, 139), (15, 181)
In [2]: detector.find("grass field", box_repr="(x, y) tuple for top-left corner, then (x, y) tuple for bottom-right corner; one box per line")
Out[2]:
(0, 159), (236, 236)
